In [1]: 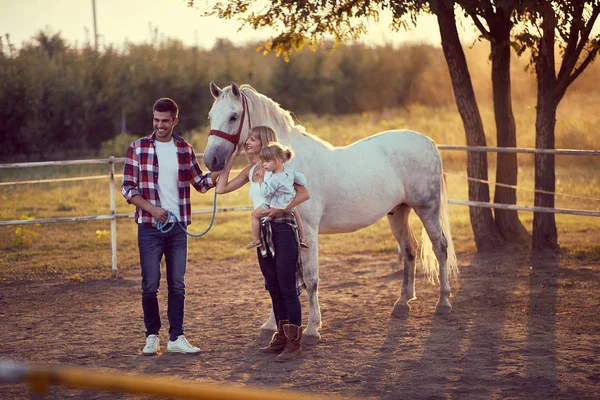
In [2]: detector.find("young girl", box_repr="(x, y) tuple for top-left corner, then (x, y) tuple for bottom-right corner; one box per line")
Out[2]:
(247, 142), (309, 250)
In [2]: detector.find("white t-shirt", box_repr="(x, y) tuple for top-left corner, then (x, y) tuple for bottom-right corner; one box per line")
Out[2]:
(154, 139), (181, 221)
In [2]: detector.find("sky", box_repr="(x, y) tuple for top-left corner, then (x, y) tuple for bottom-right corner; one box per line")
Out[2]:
(0, 0), (466, 50)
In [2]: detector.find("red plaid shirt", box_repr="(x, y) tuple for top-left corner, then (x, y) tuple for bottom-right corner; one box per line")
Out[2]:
(121, 132), (214, 226)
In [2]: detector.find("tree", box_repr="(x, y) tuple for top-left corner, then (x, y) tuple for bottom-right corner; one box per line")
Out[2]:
(513, 1), (600, 250)
(430, 0), (505, 250)
(458, 0), (530, 244)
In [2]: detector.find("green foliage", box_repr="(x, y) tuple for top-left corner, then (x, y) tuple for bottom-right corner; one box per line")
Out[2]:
(95, 230), (110, 240)
(99, 133), (137, 158)
(66, 273), (84, 282)
(563, 245), (600, 262)
(0, 29), (460, 162)
(3, 1), (600, 163)
(511, 0), (600, 86)
(200, 0), (420, 60)
(13, 216), (40, 247)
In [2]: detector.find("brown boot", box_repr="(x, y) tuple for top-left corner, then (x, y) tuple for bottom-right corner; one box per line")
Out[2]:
(275, 324), (303, 362)
(258, 320), (288, 353)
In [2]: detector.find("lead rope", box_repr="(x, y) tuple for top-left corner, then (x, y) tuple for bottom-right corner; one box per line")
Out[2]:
(155, 177), (219, 237)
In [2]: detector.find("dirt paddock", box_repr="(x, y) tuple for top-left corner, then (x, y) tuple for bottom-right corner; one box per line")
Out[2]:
(1, 249), (599, 399)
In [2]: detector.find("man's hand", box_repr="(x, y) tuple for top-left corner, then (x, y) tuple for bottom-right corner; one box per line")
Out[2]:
(150, 205), (169, 224)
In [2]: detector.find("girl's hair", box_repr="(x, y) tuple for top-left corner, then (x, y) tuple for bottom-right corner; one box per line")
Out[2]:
(260, 142), (293, 163)
(249, 126), (279, 147)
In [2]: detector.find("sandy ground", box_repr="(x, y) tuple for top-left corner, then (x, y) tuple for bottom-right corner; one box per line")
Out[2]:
(0, 248), (599, 399)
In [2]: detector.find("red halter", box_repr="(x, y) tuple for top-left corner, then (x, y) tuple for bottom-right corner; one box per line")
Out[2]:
(208, 93), (251, 146)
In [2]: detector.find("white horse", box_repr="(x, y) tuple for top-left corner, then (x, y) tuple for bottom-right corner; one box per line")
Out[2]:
(204, 82), (458, 344)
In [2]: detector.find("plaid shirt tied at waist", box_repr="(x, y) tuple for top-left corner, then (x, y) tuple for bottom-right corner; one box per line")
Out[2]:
(259, 212), (306, 296)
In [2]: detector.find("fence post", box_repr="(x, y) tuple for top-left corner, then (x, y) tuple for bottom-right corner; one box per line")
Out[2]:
(109, 157), (117, 278)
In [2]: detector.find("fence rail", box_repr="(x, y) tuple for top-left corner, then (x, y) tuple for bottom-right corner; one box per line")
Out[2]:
(0, 144), (598, 170)
(436, 145), (600, 156)
(1, 146), (599, 276)
(0, 359), (346, 400)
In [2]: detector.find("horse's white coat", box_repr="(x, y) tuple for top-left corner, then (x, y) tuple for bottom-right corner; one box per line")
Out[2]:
(206, 83), (458, 343)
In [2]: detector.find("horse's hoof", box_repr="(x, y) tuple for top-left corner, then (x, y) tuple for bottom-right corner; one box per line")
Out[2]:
(302, 332), (320, 345)
(391, 303), (410, 318)
(260, 321), (277, 331)
(434, 304), (452, 316)
(256, 328), (276, 345)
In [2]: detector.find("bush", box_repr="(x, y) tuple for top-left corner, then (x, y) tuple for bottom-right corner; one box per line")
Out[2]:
(98, 132), (137, 158)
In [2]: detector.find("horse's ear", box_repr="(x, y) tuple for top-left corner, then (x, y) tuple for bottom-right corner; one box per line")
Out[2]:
(209, 81), (222, 99)
(231, 82), (241, 98)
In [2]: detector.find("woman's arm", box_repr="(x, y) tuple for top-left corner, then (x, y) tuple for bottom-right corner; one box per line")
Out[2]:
(216, 165), (251, 194)
(286, 184), (310, 210)
(263, 184), (310, 218)
(216, 145), (249, 194)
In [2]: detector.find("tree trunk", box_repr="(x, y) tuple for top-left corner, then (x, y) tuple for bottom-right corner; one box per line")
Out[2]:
(433, 0), (504, 251)
(532, 5), (559, 250)
(489, 12), (530, 245)
(533, 100), (558, 250)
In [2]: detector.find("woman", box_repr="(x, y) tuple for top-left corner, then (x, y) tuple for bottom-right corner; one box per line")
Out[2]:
(216, 126), (310, 362)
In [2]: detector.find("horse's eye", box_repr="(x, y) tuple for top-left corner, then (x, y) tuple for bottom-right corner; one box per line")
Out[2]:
(229, 115), (238, 122)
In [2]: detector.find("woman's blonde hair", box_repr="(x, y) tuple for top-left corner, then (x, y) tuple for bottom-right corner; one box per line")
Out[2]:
(249, 126), (279, 147)
(260, 142), (293, 163)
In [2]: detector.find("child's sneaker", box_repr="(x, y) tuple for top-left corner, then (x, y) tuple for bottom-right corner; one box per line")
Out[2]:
(246, 238), (262, 249)
(299, 238), (309, 248)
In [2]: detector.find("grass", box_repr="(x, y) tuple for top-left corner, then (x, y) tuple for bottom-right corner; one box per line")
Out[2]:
(1, 96), (599, 280)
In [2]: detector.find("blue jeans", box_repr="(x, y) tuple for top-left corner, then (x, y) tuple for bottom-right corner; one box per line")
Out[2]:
(257, 222), (302, 326)
(138, 223), (187, 341)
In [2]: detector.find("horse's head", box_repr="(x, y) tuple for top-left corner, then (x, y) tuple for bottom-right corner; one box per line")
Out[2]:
(204, 81), (250, 171)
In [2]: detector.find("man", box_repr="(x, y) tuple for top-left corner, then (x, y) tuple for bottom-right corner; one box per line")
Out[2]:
(122, 98), (217, 356)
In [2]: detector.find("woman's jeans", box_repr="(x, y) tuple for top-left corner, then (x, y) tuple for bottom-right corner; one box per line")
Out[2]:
(138, 223), (187, 341)
(257, 222), (302, 326)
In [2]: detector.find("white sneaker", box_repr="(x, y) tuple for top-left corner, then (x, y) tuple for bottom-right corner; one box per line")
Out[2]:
(167, 335), (200, 354)
(142, 334), (159, 356)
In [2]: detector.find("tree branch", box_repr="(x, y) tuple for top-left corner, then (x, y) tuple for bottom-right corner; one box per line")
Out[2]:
(557, 2), (584, 83)
(574, 4), (600, 57)
(561, 45), (600, 99)
(468, 11), (492, 40)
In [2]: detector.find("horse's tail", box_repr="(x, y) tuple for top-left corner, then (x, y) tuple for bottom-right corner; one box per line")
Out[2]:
(420, 172), (458, 284)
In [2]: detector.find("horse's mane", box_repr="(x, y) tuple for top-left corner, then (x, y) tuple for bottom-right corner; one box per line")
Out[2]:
(238, 85), (294, 133)
(238, 84), (334, 150)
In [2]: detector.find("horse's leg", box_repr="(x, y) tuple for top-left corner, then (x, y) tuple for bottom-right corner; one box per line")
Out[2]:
(260, 308), (277, 331)
(256, 307), (277, 345)
(387, 204), (418, 317)
(301, 226), (322, 345)
(414, 204), (452, 315)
